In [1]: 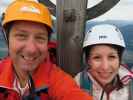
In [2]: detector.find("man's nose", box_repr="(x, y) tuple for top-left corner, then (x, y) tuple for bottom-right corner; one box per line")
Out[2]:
(25, 38), (38, 54)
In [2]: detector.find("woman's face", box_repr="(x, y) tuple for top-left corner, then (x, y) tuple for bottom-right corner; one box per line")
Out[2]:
(88, 45), (120, 86)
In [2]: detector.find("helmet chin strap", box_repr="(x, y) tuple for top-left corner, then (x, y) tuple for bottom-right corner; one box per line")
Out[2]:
(24, 71), (49, 100)
(99, 75), (123, 100)
(27, 72), (36, 99)
(103, 74), (123, 93)
(13, 66), (35, 98)
(0, 17), (8, 42)
(89, 69), (123, 92)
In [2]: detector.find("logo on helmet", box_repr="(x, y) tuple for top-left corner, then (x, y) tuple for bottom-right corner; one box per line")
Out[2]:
(20, 6), (40, 14)
(99, 35), (107, 40)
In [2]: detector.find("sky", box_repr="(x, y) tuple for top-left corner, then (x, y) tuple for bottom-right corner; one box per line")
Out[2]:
(92, 0), (133, 21)
(0, 0), (133, 21)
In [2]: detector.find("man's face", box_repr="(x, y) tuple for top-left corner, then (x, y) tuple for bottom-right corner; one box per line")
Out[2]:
(9, 21), (48, 73)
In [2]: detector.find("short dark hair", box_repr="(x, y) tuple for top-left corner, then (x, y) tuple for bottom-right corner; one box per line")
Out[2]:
(4, 21), (51, 43)
(83, 44), (124, 63)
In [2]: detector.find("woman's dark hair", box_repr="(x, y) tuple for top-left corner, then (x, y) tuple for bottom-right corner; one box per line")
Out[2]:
(83, 44), (125, 63)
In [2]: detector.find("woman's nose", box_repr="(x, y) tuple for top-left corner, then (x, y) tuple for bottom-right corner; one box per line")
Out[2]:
(101, 59), (109, 70)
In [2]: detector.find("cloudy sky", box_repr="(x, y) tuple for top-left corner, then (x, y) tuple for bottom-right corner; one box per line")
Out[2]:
(91, 0), (133, 21)
(0, 0), (132, 21)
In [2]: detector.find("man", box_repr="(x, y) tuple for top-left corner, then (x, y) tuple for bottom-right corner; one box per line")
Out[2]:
(0, 0), (92, 100)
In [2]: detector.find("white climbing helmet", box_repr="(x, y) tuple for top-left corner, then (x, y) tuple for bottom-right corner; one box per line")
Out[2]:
(83, 24), (125, 48)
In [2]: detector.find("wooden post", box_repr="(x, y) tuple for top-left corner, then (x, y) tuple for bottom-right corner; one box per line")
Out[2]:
(38, 0), (120, 76)
(56, 0), (88, 76)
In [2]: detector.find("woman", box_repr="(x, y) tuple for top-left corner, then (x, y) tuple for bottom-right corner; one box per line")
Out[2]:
(75, 24), (133, 100)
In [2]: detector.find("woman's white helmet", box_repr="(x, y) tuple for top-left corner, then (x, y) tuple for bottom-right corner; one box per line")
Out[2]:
(83, 24), (125, 48)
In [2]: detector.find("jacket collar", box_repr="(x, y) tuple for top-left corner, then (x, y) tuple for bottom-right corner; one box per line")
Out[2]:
(0, 57), (14, 88)
(0, 56), (53, 89)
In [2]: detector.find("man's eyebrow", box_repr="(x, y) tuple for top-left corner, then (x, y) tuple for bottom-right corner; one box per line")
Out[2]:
(15, 28), (28, 33)
(36, 31), (48, 36)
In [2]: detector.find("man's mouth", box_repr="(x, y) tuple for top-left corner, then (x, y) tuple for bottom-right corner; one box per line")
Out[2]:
(22, 55), (37, 62)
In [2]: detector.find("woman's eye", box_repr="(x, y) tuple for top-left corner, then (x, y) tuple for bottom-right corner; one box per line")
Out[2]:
(92, 56), (100, 60)
(109, 55), (118, 59)
(109, 56), (115, 58)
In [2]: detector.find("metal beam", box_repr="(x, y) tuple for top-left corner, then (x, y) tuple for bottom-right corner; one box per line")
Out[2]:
(39, 0), (120, 20)
(86, 0), (120, 20)
(38, 0), (56, 16)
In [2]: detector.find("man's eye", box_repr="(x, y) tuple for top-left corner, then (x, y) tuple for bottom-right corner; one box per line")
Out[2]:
(36, 36), (48, 42)
(15, 34), (27, 40)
